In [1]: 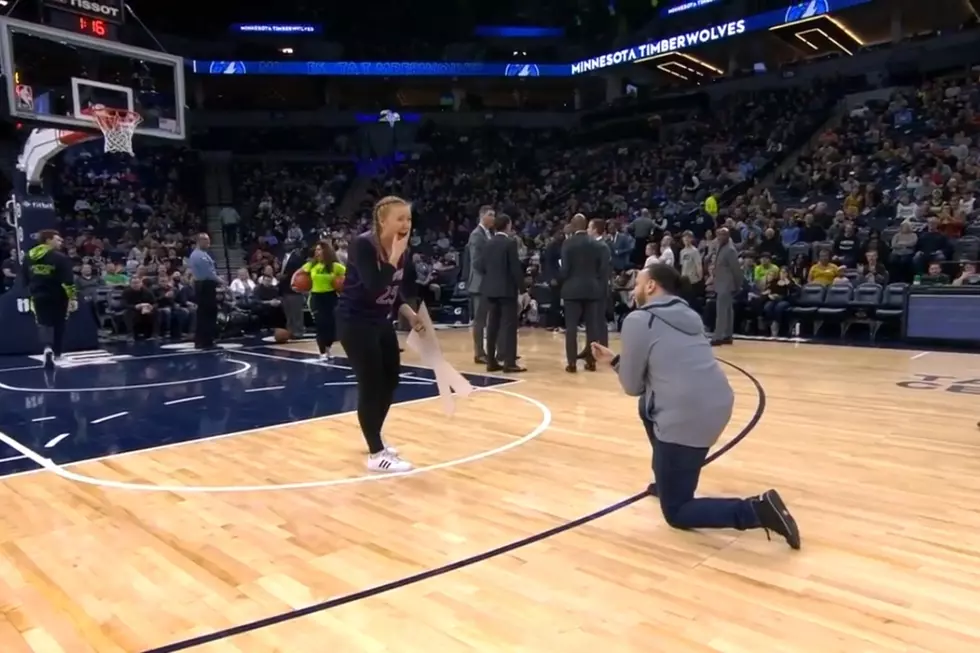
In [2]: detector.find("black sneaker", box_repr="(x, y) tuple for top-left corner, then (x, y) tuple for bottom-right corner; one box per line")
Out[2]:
(752, 489), (801, 550)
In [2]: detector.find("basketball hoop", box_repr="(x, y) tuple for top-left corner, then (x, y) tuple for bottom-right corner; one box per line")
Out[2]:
(91, 107), (142, 155)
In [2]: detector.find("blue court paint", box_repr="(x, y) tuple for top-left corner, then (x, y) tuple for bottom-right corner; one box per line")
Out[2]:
(0, 347), (514, 477)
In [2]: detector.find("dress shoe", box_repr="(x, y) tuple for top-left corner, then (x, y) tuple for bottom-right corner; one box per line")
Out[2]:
(474, 355), (488, 364)
(502, 365), (526, 373)
(486, 362), (503, 372)
(584, 361), (597, 372)
(565, 364), (577, 373)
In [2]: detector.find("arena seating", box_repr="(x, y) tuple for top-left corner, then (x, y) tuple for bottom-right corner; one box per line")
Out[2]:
(7, 59), (980, 348)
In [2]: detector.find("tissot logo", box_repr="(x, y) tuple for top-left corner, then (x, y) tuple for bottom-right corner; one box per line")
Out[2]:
(45, 0), (122, 20)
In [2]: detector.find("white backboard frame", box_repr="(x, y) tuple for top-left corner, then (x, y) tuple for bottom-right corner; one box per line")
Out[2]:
(71, 77), (135, 119)
(0, 16), (186, 141)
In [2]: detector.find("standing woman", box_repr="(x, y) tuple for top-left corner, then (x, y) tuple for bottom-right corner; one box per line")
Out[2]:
(336, 195), (423, 473)
(296, 239), (345, 360)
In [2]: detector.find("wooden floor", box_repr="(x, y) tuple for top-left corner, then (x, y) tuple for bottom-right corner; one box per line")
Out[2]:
(2, 331), (980, 653)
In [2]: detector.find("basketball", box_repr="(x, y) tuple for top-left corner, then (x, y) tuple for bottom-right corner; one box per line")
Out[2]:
(273, 328), (290, 343)
(291, 270), (312, 292)
(332, 275), (344, 291)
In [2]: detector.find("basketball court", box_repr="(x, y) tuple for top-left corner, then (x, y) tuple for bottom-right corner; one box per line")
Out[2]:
(0, 331), (978, 652)
(2, 7), (980, 653)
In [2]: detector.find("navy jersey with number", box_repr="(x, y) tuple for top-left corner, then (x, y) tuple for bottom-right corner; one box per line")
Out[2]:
(336, 232), (418, 323)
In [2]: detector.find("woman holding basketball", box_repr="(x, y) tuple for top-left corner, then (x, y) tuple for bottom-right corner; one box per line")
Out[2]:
(293, 240), (345, 360)
(337, 195), (422, 473)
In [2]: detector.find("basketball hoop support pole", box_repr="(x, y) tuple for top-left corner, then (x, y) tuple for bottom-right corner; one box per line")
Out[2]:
(17, 127), (98, 187)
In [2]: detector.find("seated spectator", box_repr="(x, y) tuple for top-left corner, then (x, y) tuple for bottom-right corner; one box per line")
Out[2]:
(75, 263), (103, 302)
(762, 266), (798, 336)
(230, 268), (256, 299)
(858, 250), (889, 285)
(753, 253), (779, 285)
(154, 277), (189, 339)
(890, 222), (918, 276)
(808, 249), (840, 286)
(1, 252), (18, 292)
(121, 277), (158, 340)
(832, 223), (860, 268)
(918, 261), (950, 286)
(953, 262), (980, 286)
(102, 262), (129, 286)
(758, 228), (786, 264)
(914, 217), (950, 272)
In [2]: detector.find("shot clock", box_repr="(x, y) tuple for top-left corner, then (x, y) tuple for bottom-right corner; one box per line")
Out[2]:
(47, 9), (120, 40)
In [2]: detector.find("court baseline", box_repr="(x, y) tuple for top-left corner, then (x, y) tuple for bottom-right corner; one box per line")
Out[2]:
(140, 358), (767, 653)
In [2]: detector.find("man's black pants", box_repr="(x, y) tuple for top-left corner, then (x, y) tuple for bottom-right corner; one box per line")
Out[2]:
(32, 295), (69, 356)
(194, 280), (218, 348)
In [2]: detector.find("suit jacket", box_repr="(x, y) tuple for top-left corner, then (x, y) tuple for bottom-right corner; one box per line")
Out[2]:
(465, 225), (491, 294)
(560, 232), (609, 301)
(713, 241), (742, 294)
(475, 233), (524, 299)
(279, 250), (305, 296)
(541, 237), (563, 283)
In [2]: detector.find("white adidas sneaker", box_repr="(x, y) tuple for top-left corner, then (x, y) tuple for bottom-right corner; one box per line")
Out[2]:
(367, 449), (413, 473)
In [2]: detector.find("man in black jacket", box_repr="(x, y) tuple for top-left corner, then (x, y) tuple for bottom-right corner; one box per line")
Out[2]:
(560, 214), (608, 372)
(121, 276), (158, 340)
(475, 214), (526, 373)
(541, 227), (565, 330)
(21, 229), (77, 368)
(279, 242), (307, 339)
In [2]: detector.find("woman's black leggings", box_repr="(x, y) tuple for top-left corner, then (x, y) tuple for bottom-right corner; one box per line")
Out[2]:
(309, 292), (337, 354)
(337, 317), (401, 454)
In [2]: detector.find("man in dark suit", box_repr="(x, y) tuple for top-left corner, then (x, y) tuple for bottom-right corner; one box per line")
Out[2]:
(279, 241), (307, 339)
(465, 205), (495, 363)
(560, 214), (608, 372)
(475, 213), (526, 373)
(541, 227), (565, 330)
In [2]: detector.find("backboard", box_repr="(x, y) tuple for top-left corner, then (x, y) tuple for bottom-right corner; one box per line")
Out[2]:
(0, 16), (186, 141)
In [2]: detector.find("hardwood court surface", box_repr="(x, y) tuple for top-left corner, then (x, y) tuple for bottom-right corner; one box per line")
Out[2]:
(1, 331), (979, 652)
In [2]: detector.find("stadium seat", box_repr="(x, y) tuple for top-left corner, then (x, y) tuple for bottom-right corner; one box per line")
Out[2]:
(871, 282), (909, 340)
(788, 242), (811, 262)
(845, 283), (884, 339)
(788, 283), (826, 335)
(815, 284), (853, 336)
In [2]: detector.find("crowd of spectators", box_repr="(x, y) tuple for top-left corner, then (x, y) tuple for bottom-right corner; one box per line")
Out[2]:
(4, 68), (978, 345)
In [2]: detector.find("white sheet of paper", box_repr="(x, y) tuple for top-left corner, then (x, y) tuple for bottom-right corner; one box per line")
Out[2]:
(405, 304), (473, 414)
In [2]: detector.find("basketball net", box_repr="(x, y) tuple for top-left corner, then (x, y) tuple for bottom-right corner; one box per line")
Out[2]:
(91, 107), (142, 155)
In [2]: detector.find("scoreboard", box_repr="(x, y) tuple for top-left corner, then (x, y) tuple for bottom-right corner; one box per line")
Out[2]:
(40, 0), (123, 41)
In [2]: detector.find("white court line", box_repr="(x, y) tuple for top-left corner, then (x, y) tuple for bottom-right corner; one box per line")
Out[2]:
(91, 412), (128, 424)
(0, 377), (523, 482)
(44, 433), (70, 448)
(31, 416), (56, 423)
(245, 386), (285, 393)
(164, 395), (205, 406)
(910, 352), (931, 360)
(0, 359), (252, 393)
(0, 347), (226, 374)
(322, 380), (432, 387)
(0, 455), (26, 464)
(239, 348), (517, 383)
(0, 388), (548, 493)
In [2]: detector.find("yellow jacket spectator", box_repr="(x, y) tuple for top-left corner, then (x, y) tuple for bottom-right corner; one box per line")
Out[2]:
(704, 194), (718, 218)
(807, 250), (840, 286)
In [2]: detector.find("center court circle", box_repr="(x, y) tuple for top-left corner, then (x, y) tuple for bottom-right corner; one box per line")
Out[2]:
(5, 388), (552, 492)
(0, 359), (253, 393)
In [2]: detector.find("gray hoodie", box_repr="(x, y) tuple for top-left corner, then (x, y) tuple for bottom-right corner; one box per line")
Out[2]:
(615, 296), (735, 449)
